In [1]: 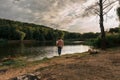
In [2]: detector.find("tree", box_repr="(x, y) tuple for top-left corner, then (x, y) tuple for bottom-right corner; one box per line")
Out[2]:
(117, 7), (120, 33)
(83, 0), (118, 49)
(99, 0), (106, 49)
(109, 27), (119, 33)
(16, 30), (26, 41)
(117, 7), (120, 20)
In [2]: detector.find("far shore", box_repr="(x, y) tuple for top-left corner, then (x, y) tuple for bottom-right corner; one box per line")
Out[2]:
(7, 40), (37, 44)
(1, 39), (85, 43)
(7, 40), (56, 44)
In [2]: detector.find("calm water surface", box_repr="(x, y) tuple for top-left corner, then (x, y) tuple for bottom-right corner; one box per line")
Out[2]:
(0, 41), (91, 61)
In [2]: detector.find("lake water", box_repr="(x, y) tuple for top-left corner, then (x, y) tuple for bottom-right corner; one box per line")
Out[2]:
(0, 41), (91, 61)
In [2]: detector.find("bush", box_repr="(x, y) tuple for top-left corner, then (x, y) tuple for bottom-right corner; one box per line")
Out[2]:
(106, 33), (120, 47)
(90, 33), (120, 48)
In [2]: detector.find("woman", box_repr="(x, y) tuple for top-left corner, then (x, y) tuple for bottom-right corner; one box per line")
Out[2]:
(56, 38), (64, 56)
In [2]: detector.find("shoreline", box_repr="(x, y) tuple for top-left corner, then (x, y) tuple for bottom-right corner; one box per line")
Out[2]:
(0, 47), (120, 80)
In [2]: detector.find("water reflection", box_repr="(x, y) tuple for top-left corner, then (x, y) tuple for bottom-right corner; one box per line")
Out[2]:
(27, 45), (90, 61)
(0, 41), (91, 61)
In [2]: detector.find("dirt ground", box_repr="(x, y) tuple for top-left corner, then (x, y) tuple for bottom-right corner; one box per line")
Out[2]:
(0, 48), (120, 80)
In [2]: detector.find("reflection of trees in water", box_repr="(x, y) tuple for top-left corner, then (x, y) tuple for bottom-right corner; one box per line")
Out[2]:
(0, 43), (18, 59)
(0, 41), (90, 60)
(19, 43), (24, 55)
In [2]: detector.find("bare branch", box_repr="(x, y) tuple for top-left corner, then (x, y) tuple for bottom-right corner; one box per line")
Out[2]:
(103, 0), (107, 4)
(81, 0), (118, 17)
(93, 8), (99, 13)
(96, 1), (100, 5)
(103, 1), (116, 10)
(94, 11), (100, 15)
(103, 6), (113, 15)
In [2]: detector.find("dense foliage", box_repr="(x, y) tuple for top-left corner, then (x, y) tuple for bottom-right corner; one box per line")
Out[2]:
(0, 18), (57, 41)
(0, 18), (99, 41)
(90, 27), (120, 48)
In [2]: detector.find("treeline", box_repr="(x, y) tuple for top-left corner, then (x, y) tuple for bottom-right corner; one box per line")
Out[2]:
(90, 27), (120, 48)
(0, 18), (99, 41)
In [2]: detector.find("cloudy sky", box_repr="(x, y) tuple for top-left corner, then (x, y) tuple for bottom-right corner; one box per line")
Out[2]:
(0, 0), (119, 33)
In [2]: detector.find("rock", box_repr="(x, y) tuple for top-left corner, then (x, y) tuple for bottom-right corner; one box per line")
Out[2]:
(0, 69), (8, 73)
(88, 49), (99, 54)
(10, 74), (41, 80)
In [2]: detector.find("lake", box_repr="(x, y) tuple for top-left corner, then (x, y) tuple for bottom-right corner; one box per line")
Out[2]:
(0, 41), (91, 61)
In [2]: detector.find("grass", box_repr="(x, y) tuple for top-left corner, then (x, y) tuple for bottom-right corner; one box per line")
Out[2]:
(0, 58), (27, 70)
(0, 52), (89, 70)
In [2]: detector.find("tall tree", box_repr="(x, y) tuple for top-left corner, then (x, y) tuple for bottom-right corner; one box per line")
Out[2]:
(99, 0), (106, 49)
(117, 2), (120, 32)
(83, 0), (118, 49)
(117, 7), (120, 20)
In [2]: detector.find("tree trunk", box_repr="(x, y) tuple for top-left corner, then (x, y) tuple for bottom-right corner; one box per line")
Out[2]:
(99, 0), (106, 49)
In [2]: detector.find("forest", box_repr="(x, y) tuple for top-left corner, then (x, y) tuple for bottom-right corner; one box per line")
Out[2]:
(0, 18), (99, 42)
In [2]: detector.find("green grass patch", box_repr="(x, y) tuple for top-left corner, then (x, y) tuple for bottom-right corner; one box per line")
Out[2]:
(31, 57), (51, 65)
(0, 59), (27, 69)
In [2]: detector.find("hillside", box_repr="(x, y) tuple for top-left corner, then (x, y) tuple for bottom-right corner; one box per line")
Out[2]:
(0, 18), (85, 41)
(0, 18), (59, 41)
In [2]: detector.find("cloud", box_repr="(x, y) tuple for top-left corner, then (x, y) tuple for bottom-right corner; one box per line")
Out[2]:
(40, 0), (86, 28)
(0, 0), (119, 33)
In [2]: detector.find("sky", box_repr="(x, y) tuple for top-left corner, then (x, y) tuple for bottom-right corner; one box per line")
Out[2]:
(0, 0), (119, 33)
